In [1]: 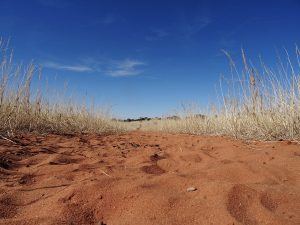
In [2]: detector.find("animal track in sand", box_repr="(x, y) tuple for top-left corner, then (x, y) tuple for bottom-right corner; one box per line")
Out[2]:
(0, 195), (18, 219)
(49, 155), (81, 165)
(141, 164), (166, 175)
(260, 192), (278, 212)
(0, 132), (299, 225)
(227, 184), (258, 225)
(59, 203), (97, 225)
(179, 153), (202, 163)
(18, 174), (35, 185)
(149, 152), (167, 162)
(0, 156), (14, 170)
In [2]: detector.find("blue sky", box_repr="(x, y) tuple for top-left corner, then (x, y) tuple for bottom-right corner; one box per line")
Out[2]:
(1, 0), (299, 118)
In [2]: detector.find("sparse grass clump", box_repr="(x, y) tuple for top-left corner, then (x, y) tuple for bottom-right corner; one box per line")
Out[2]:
(143, 48), (300, 141)
(0, 39), (124, 137)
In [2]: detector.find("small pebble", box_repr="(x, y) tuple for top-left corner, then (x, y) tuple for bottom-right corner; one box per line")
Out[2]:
(187, 187), (197, 192)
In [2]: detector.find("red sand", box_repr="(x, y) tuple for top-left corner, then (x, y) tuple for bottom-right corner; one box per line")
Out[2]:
(0, 131), (299, 225)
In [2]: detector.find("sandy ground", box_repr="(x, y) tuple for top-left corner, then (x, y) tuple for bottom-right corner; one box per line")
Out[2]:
(0, 131), (299, 225)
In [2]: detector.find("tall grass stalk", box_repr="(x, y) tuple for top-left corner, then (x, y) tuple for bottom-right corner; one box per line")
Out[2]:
(0, 39), (123, 136)
(144, 48), (300, 140)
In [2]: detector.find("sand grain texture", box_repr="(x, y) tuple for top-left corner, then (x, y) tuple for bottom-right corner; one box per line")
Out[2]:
(0, 132), (299, 225)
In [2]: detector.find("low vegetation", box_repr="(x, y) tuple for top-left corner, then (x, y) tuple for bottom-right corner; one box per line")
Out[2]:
(142, 48), (300, 141)
(1, 38), (299, 141)
(0, 39), (124, 137)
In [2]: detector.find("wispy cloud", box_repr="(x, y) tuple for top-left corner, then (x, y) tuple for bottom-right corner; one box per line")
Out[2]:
(42, 61), (93, 72)
(41, 58), (146, 77)
(106, 59), (145, 77)
(146, 28), (169, 41)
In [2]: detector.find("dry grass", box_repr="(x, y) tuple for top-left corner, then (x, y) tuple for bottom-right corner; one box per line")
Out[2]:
(1, 38), (299, 141)
(0, 39), (124, 137)
(141, 48), (300, 141)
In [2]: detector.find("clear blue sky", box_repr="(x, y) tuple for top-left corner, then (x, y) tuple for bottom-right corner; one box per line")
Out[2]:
(1, 0), (299, 118)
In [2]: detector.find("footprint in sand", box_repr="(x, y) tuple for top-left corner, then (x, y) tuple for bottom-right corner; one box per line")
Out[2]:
(227, 184), (259, 225)
(179, 154), (202, 163)
(0, 194), (18, 219)
(260, 192), (278, 212)
(141, 164), (165, 175)
(49, 155), (80, 165)
(18, 174), (35, 185)
(59, 202), (97, 224)
(226, 185), (288, 225)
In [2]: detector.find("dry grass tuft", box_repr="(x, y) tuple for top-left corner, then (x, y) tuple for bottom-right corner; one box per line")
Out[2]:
(142, 48), (300, 141)
(0, 39), (124, 137)
(2, 38), (299, 141)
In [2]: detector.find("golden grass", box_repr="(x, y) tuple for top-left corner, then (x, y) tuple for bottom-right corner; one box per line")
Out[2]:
(1, 38), (299, 141)
(141, 48), (300, 141)
(0, 39), (124, 136)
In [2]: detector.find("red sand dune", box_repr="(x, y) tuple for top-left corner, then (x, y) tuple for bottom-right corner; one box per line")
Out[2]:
(0, 131), (299, 225)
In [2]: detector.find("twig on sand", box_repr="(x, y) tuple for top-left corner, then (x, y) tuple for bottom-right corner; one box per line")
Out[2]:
(0, 134), (17, 144)
(100, 169), (112, 177)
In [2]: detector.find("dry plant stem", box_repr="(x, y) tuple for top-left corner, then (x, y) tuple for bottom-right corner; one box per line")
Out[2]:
(0, 39), (124, 136)
(0, 134), (17, 144)
(139, 48), (300, 141)
(100, 169), (112, 177)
